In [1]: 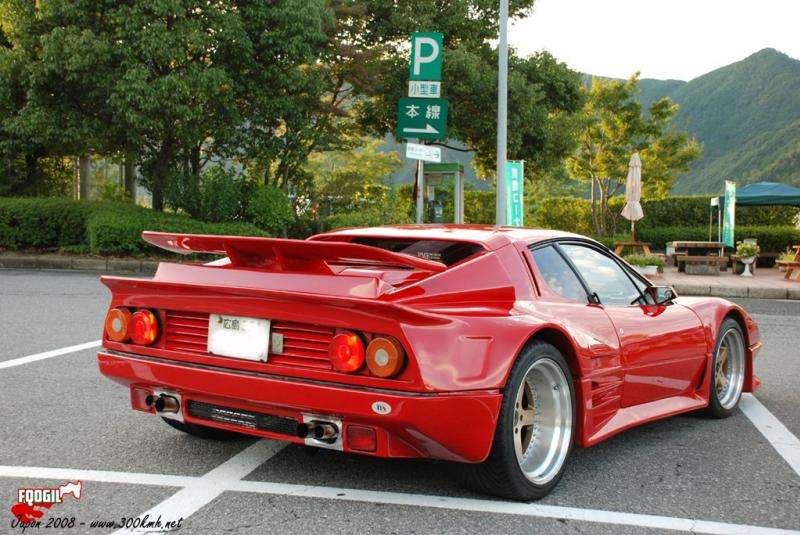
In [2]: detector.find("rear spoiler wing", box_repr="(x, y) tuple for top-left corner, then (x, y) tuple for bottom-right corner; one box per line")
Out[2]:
(142, 232), (446, 274)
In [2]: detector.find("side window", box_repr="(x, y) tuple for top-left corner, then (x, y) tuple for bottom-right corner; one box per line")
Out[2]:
(559, 244), (642, 306)
(530, 245), (588, 303)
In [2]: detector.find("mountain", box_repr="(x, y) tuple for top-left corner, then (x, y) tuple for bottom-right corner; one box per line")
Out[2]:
(633, 48), (800, 193)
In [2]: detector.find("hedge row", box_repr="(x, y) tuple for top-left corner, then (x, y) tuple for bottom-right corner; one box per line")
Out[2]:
(636, 225), (800, 252)
(392, 187), (799, 231)
(530, 196), (799, 233)
(0, 197), (266, 256)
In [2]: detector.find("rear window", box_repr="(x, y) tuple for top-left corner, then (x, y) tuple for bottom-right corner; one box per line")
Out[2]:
(351, 238), (484, 267)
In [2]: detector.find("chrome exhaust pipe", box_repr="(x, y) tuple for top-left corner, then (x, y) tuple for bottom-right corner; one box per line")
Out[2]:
(313, 422), (339, 443)
(154, 395), (180, 414)
(297, 421), (340, 443)
(145, 394), (156, 408)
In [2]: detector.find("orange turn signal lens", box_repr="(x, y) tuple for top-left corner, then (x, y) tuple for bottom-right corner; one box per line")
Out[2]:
(366, 337), (405, 378)
(329, 332), (365, 373)
(105, 307), (132, 342)
(129, 310), (159, 346)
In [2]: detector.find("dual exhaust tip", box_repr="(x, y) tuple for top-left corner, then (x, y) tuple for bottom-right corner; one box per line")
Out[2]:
(145, 394), (180, 414)
(297, 421), (339, 443)
(145, 394), (338, 444)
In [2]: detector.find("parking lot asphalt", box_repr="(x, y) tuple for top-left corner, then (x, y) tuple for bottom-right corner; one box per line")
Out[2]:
(1, 270), (798, 534)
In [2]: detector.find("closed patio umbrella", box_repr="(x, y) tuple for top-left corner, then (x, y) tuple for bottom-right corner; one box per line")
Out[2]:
(621, 152), (644, 240)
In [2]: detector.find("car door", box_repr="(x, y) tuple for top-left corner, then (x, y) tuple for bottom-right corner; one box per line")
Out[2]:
(557, 242), (707, 407)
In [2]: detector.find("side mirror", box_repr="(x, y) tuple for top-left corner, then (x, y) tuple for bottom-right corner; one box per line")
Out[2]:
(646, 286), (677, 305)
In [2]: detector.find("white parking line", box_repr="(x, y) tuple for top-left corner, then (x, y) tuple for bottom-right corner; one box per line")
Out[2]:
(112, 440), (285, 534)
(1, 458), (797, 535)
(0, 340), (101, 370)
(740, 393), (800, 478)
(228, 480), (799, 535)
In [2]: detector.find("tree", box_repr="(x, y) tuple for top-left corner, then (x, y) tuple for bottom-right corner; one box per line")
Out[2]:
(1, 0), (331, 209)
(567, 75), (702, 235)
(0, 3), (74, 196)
(305, 136), (401, 202)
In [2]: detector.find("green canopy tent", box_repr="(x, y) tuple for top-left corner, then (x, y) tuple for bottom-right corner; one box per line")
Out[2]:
(716, 181), (800, 206)
(710, 181), (800, 252)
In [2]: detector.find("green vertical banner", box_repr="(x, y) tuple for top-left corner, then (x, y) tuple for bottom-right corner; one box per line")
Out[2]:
(722, 180), (736, 248)
(505, 161), (524, 227)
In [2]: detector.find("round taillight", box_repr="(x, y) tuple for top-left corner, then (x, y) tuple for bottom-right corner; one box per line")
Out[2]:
(366, 337), (405, 378)
(105, 308), (132, 342)
(329, 332), (365, 373)
(129, 310), (159, 346)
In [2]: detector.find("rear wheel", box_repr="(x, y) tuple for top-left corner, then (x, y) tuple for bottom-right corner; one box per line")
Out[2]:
(705, 318), (746, 418)
(461, 341), (575, 500)
(161, 418), (246, 440)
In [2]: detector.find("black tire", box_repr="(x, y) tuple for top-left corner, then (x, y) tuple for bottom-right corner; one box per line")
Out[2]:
(704, 318), (746, 419)
(459, 341), (575, 501)
(161, 417), (247, 440)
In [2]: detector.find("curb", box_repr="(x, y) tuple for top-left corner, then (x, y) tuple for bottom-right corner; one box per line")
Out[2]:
(672, 283), (800, 301)
(0, 254), (158, 274)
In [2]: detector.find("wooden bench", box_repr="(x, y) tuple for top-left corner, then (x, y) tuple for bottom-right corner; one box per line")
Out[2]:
(776, 260), (800, 280)
(670, 251), (688, 267)
(676, 255), (728, 275)
(614, 241), (652, 256)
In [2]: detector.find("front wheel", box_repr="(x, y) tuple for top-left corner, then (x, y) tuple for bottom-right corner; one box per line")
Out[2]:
(704, 318), (746, 418)
(461, 341), (575, 500)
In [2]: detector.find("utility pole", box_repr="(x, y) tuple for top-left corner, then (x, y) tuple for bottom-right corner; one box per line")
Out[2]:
(495, 0), (509, 225)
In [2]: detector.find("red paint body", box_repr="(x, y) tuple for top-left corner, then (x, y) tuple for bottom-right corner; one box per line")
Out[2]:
(97, 225), (761, 462)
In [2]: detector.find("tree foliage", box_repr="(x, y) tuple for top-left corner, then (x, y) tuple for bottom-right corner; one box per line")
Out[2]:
(567, 75), (701, 235)
(343, 0), (584, 180)
(1, 0), (331, 208)
(305, 137), (401, 202)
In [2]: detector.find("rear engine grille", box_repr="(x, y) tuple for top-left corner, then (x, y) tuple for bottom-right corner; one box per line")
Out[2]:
(164, 311), (208, 354)
(187, 401), (297, 436)
(269, 321), (334, 370)
(163, 311), (334, 370)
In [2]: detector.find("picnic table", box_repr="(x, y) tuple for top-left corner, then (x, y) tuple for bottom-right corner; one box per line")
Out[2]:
(613, 241), (651, 256)
(672, 241), (725, 256)
(776, 245), (800, 280)
(671, 241), (727, 274)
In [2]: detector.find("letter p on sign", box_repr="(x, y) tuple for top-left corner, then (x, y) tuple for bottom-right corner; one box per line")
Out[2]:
(410, 32), (443, 81)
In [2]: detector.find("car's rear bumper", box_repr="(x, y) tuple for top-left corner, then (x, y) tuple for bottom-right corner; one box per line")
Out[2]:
(98, 350), (502, 463)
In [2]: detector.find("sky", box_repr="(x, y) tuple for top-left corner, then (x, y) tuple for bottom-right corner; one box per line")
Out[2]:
(508, 0), (800, 81)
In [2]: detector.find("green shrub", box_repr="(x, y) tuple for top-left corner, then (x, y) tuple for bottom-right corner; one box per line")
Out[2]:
(0, 196), (266, 256)
(590, 234), (628, 250)
(0, 197), (95, 250)
(199, 167), (253, 223)
(247, 186), (294, 235)
(87, 207), (265, 256)
(624, 255), (666, 268)
(531, 195), (799, 234)
(166, 166), (254, 223)
(635, 225), (800, 252)
(735, 226), (800, 253)
(637, 196), (797, 228)
(530, 197), (593, 234)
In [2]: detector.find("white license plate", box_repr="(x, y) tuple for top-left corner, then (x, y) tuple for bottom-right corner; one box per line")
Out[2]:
(207, 314), (270, 361)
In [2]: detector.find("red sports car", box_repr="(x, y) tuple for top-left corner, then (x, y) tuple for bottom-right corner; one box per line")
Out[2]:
(97, 225), (761, 500)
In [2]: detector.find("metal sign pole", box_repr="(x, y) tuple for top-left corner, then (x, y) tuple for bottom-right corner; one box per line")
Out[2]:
(495, 0), (509, 225)
(416, 138), (425, 224)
